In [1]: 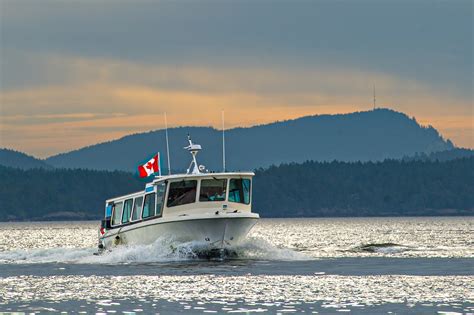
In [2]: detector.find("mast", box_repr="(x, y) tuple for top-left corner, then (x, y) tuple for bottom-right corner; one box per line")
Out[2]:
(164, 112), (171, 175)
(222, 110), (226, 172)
(373, 84), (376, 110)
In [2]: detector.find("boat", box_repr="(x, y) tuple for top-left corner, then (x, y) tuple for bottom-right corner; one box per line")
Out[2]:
(97, 135), (260, 256)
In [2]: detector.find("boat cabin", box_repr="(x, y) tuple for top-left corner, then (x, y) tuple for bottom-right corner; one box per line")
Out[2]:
(103, 172), (253, 229)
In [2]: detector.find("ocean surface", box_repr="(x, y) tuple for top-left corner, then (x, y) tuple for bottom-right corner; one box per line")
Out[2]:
(0, 217), (472, 314)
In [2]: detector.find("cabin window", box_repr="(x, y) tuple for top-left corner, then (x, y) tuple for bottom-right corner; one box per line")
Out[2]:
(121, 199), (133, 223)
(111, 202), (123, 226)
(200, 179), (227, 202)
(229, 179), (251, 204)
(167, 180), (197, 207)
(142, 193), (156, 219)
(131, 196), (143, 221)
(155, 183), (166, 216)
(105, 204), (113, 218)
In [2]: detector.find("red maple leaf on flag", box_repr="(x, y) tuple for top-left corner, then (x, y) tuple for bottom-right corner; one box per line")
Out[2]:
(138, 154), (160, 178)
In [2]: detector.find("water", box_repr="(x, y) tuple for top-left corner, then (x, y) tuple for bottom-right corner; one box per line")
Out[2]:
(0, 217), (472, 314)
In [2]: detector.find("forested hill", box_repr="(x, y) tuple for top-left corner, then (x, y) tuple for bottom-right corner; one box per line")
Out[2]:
(45, 109), (453, 172)
(0, 167), (142, 221)
(0, 157), (472, 221)
(253, 157), (474, 217)
(0, 148), (53, 170)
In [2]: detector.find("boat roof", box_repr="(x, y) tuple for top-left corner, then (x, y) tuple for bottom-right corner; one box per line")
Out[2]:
(152, 171), (255, 184)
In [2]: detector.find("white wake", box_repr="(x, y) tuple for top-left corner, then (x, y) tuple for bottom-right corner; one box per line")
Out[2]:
(0, 236), (309, 264)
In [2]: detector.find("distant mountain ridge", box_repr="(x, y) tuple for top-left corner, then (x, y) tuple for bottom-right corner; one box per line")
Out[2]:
(0, 148), (53, 170)
(45, 109), (454, 172)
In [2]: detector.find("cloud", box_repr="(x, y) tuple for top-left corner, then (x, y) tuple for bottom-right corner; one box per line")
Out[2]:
(2, 53), (469, 110)
(1, 0), (471, 96)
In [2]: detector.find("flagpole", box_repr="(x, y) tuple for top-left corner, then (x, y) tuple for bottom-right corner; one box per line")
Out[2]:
(158, 152), (161, 177)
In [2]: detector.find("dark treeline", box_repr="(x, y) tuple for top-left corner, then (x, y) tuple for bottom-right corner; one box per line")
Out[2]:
(402, 148), (473, 162)
(253, 157), (474, 217)
(0, 158), (473, 221)
(0, 167), (143, 221)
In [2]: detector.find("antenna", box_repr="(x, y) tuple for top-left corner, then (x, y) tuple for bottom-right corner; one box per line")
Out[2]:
(373, 84), (376, 110)
(222, 110), (226, 172)
(164, 112), (171, 175)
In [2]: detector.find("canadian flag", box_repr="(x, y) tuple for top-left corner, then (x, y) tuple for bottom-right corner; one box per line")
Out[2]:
(138, 153), (160, 178)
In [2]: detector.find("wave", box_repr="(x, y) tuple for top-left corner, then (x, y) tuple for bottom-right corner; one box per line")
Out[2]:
(351, 242), (412, 254)
(0, 236), (309, 264)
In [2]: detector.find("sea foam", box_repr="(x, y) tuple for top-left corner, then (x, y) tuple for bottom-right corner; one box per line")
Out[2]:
(0, 236), (309, 264)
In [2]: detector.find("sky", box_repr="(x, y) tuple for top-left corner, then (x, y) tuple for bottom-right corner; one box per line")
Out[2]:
(0, 0), (472, 158)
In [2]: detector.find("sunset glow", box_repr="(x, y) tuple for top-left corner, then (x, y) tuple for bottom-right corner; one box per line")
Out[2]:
(0, 1), (472, 157)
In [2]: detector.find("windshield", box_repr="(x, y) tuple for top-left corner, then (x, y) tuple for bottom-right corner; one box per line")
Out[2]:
(229, 178), (251, 204)
(167, 180), (197, 207)
(200, 178), (227, 202)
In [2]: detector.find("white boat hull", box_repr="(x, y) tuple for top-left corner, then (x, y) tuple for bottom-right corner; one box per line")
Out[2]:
(100, 213), (259, 251)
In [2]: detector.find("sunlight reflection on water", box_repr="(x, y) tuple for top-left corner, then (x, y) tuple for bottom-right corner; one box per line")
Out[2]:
(0, 274), (472, 314)
(0, 217), (472, 313)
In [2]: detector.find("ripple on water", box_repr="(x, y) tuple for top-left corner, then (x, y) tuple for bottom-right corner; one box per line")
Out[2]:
(0, 218), (473, 313)
(0, 274), (472, 313)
